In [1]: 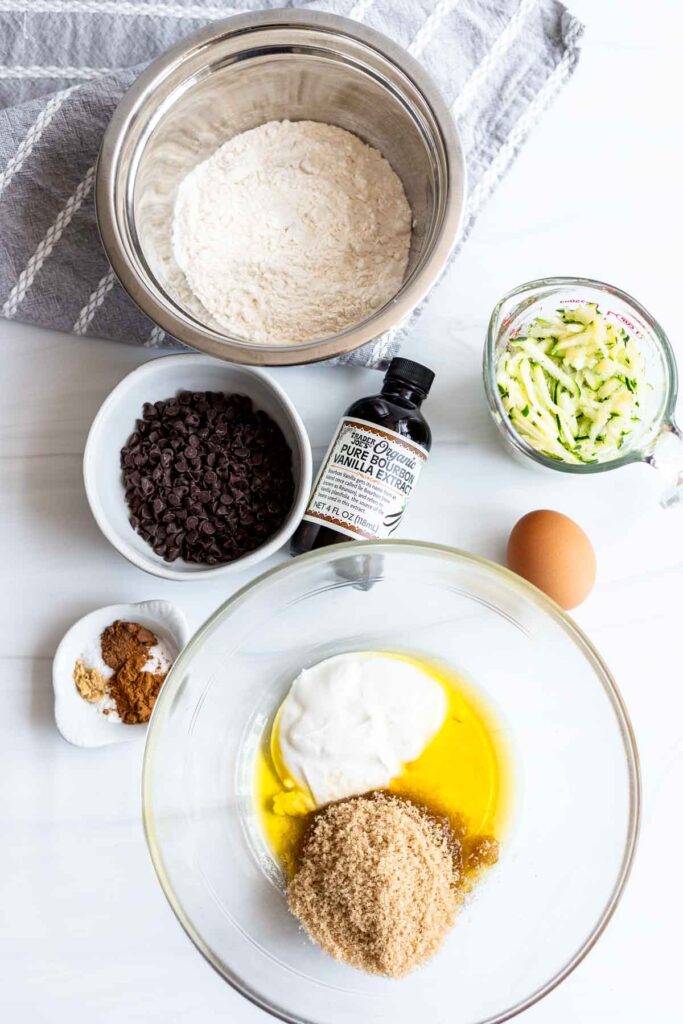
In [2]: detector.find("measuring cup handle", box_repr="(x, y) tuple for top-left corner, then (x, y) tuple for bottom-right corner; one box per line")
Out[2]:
(646, 420), (683, 508)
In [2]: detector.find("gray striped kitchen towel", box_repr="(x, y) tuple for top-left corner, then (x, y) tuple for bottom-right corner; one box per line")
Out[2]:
(0, 0), (583, 367)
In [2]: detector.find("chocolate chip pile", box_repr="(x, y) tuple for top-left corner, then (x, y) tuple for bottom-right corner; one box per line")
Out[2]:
(121, 391), (294, 564)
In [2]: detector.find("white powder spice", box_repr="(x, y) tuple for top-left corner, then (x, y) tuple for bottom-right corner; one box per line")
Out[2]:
(80, 636), (114, 680)
(173, 120), (412, 344)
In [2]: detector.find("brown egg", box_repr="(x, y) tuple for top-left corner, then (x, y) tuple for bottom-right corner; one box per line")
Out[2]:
(506, 510), (596, 610)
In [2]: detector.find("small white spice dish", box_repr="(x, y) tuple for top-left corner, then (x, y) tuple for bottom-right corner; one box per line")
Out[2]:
(53, 600), (189, 747)
(83, 353), (312, 581)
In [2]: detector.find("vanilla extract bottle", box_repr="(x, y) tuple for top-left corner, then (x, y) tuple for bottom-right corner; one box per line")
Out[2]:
(291, 358), (434, 555)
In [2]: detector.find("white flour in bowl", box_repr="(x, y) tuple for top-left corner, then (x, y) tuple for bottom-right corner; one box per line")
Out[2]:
(172, 120), (412, 344)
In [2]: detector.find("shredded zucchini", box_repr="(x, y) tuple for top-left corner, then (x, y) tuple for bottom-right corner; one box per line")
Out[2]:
(496, 303), (644, 463)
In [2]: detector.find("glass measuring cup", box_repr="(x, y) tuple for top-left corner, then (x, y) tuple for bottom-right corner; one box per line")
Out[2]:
(483, 277), (683, 507)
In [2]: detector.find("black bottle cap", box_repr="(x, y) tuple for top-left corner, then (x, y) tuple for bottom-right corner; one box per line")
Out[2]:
(384, 357), (435, 395)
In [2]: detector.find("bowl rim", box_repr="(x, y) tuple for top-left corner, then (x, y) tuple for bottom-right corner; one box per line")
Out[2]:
(83, 352), (313, 581)
(95, 7), (466, 366)
(142, 538), (640, 1024)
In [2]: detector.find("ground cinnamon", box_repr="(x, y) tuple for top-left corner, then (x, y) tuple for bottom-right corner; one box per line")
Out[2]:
(108, 656), (163, 724)
(100, 620), (167, 724)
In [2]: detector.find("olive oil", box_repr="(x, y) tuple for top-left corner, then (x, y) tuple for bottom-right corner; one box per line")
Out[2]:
(255, 655), (510, 878)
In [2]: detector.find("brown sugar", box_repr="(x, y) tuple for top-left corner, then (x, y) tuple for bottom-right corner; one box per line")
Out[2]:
(287, 792), (461, 978)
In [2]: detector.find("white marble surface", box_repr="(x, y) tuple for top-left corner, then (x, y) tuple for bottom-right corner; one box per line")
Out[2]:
(1, 1), (682, 1020)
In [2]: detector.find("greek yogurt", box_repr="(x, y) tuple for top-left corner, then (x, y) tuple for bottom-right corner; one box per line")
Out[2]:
(276, 651), (447, 806)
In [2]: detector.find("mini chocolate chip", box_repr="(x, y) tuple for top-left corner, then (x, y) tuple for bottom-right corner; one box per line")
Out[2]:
(121, 389), (294, 566)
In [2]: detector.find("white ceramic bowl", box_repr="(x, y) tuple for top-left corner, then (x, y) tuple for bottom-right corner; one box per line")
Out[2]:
(84, 354), (312, 580)
(53, 599), (189, 747)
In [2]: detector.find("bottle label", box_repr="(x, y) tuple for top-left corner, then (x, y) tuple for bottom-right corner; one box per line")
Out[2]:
(302, 416), (428, 540)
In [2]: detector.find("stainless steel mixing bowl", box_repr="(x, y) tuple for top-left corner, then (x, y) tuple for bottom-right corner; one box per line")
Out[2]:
(96, 8), (465, 365)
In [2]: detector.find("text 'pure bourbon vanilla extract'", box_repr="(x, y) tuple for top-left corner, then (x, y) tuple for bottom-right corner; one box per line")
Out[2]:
(291, 358), (434, 555)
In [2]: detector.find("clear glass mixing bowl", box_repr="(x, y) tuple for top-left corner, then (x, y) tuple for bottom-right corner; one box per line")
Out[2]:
(142, 541), (639, 1024)
(484, 277), (683, 506)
